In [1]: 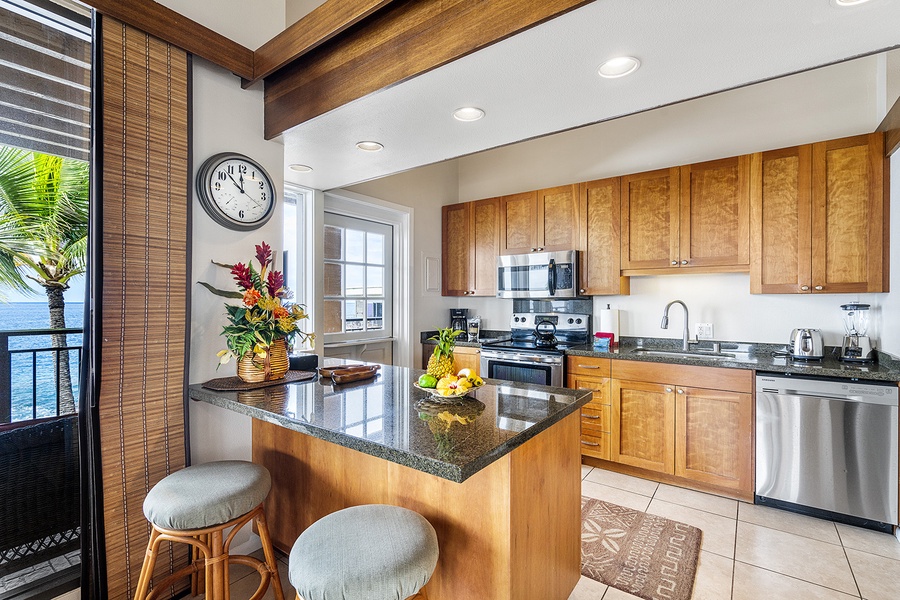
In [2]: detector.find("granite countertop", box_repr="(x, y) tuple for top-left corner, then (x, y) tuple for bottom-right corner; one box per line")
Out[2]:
(189, 364), (592, 483)
(420, 330), (511, 347)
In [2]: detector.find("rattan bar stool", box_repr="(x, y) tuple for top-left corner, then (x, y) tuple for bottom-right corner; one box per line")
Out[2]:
(134, 460), (284, 600)
(288, 504), (438, 600)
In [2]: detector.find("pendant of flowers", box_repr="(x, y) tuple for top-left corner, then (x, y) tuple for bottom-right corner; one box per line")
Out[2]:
(200, 241), (314, 382)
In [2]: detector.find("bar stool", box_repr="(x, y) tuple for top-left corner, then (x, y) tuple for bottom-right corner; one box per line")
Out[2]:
(288, 505), (439, 600)
(134, 460), (284, 600)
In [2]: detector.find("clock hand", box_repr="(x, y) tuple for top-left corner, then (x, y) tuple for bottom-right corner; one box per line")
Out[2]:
(238, 173), (246, 194)
(226, 172), (245, 194)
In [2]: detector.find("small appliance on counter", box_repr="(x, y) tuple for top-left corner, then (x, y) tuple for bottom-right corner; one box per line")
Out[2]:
(839, 303), (876, 363)
(789, 328), (824, 360)
(467, 316), (481, 342)
(450, 308), (468, 333)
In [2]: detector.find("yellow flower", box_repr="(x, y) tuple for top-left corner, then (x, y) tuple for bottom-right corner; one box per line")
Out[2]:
(257, 296), (279, 312)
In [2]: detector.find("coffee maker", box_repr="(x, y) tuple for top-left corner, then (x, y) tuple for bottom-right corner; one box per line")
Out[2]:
(839, 303), (876, 362)
(450, 308), (469, 333)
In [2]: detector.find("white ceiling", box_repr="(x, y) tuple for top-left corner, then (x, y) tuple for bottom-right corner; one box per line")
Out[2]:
(281, 0), (900, 191)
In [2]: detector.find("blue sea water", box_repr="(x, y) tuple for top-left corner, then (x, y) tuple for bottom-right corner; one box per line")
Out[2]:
(0, 302), (84, 421)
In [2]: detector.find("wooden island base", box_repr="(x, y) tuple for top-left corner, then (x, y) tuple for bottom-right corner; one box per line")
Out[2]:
(253, 411), (582, 600)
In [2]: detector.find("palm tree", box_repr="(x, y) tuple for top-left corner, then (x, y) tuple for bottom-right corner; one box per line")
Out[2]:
(0, 146), (89, 416)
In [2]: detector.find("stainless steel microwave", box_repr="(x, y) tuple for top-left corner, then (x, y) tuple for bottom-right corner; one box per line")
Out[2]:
(496, 251), (578, 299)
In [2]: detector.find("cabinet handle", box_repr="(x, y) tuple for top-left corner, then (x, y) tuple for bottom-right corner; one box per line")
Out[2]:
(815, 285), (823, 291)
(665, 387), (673, 393)
(581, 440), (600, 447)
(677, 389), (685, 394)
(671, 260), (678, 266)
(581, 413), (600, 419)
(578, 364), (600, 369)
(681, 260), (688, 265)
(538, 247), (544, 251)
(579, 289), (586, 294)
(800, 285), (810, 291)
(531, 247), (537, 252)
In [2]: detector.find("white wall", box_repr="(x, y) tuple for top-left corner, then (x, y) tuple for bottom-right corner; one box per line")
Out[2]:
(156, 0), (284, 49)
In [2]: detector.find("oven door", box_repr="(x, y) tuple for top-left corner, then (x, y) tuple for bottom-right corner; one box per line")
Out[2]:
(480, 349), (563, 387)
(496, 251), (577, 299)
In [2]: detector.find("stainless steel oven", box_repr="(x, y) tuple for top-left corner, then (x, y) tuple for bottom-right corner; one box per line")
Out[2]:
(497, 251), (578, 299)
(480, 347), (564, 387)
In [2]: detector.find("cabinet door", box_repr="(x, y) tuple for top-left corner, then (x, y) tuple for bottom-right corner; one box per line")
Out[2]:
(675, 386), (752, 495)
(500, 191), (538, 254)
(610, 379), (675, 474)
(680, 156), (750, 269)
(811, 133), (887, 293)
(471, 198), (500, 296)
(441, 203), (471, 296)
(580, 178), (629, 295)
(538, 184), (579, 252)
(620, 168), (681, 271)
(453, 346), (480, 377)
(750, 145), (812, 294)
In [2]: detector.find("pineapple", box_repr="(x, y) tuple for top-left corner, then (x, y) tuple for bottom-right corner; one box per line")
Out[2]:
(427, 327), (463, 378)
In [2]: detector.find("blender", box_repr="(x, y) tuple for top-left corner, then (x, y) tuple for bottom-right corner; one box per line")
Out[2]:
(839, 303), (875, 362)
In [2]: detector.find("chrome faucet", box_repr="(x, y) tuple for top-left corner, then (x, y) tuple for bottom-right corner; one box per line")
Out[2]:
(661, 300), (690, 351)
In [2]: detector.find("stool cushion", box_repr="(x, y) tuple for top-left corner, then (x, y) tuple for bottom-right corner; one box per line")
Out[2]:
(143, 460), (271, 530)
(289, 505), (439, 600)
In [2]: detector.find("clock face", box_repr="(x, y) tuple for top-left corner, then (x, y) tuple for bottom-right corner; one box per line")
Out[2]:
(197, 153), (277, 231)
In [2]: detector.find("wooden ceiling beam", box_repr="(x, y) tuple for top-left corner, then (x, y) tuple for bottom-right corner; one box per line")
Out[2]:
(263, 0), (594, 139)
(79, 0), (254, 79)
(250, 0), (396, 87)
(878, 94), (900, 156)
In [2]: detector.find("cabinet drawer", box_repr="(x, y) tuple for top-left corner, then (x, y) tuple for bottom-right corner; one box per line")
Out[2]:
(580, 432), (609, 460)
(581, 405), (610, 433)
(567, 356), (611, 377)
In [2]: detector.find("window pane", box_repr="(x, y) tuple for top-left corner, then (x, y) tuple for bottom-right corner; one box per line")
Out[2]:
(324, 263), (342, 297)
(366, 266), (383, 296)
(346, 229), (365, 262)
(366, 301), (384, 331)
(324, 225), (342, 260)
(346, 265), (365, 296)
(324, 300), (342, 333)
(345, 300), (364, 331)
(367, 233), (384, 265)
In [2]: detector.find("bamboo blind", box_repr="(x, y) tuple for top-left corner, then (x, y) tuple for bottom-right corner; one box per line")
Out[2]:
(98, 17), (190, 600)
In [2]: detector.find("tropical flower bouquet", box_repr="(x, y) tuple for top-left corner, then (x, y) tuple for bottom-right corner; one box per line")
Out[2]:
(200, 241), (314, 382)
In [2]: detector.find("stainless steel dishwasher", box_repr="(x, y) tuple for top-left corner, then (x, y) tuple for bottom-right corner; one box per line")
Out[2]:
(756, 373), (898, 532)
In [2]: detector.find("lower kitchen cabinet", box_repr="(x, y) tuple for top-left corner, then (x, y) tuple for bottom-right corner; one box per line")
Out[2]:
(610, 379), (675, 474)
(567, 357), (612, 460)
(421, 342), (480, 377)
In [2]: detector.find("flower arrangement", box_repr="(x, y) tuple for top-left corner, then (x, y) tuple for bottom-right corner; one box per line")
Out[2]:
(200, 241), (314, 369)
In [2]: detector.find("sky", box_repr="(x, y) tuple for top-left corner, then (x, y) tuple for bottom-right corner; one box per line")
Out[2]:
(1, 275), (86, 304)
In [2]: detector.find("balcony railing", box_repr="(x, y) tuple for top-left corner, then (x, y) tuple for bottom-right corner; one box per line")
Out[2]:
(0, 328), (82, 424)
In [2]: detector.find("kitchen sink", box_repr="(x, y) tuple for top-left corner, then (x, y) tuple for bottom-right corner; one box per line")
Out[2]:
(629, 348), (737, 361)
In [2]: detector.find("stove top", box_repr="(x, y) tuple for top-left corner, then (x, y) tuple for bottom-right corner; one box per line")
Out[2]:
(482, 311), (591, 354)
(481, 338), (582, 355)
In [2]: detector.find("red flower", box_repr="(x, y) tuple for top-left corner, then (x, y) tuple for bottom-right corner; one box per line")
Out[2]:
(255, 241), (272, 269)
(231, 262), (253, 290)
(267, 270), (284, 297)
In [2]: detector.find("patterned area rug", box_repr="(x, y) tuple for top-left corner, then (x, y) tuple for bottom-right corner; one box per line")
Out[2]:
(581, 496), (702, 600)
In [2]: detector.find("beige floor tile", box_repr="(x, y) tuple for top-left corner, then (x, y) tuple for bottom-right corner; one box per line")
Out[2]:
(691, 550), (733, 600)
(654, 484), (737, 519)
(731, 561), (859, 600)
(582, 480), (652, 512)
(646, 498), (736, 559)
(738, 502), (840, 545)
(601, 586), (642, 599)
(583, 468), (659, 497)
(568, 575), (608, 600)
(229, 557), (292, 600)
(837, 523), (900, 561)
(734, 521), (857, 596)
(845, 548), (900, 600)
(582, 465), (593, 480)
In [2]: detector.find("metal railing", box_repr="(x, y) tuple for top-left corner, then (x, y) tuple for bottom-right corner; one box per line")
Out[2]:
(0, 329), (82, 424)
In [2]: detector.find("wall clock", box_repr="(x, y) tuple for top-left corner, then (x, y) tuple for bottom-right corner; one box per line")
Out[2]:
(196, 152), (277, 231)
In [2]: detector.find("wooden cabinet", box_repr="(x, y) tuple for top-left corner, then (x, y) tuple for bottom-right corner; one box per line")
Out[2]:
(500, 185), (579, 255)
(579, 178), (629, 295)
(621, 158), (750, 274)
(567, 357), (612, 460)
(421, 343), (480, 377)
(606, 361), (754, 498)
(441, 198), (500, 296)
(751, 133), (889, 294)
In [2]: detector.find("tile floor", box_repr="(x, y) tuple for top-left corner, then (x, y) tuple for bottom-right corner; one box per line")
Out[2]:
(212, 467), (900, 600)
(571, 465), (900, 600)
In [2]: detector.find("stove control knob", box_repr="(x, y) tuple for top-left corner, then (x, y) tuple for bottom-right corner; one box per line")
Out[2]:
(568, 318), (574, 324)
(576, 318), (582, 324)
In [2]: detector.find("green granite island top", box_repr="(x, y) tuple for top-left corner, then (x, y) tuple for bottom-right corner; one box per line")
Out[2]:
(189, 364), (592, 483)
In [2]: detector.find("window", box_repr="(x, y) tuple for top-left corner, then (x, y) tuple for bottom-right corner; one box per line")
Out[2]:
(283, 184), (313, 350)
(323, 213), (393, 343)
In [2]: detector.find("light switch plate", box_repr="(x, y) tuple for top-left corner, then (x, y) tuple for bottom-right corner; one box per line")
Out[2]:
(696, 323), (714, 339)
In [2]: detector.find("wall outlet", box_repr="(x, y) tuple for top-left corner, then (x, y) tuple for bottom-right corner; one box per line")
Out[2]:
(696, 323), (714, 339)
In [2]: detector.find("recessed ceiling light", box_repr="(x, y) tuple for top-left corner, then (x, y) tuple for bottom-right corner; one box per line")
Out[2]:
(833, 0), (870, 5)
(288, 164), (312, 172)
(356, 141), (384, 152)
(597, 56), (641, 79)
(453, 107), (485, 122)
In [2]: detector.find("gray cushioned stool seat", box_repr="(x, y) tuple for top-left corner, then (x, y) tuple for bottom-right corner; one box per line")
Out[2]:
(289, 504), (439, 600)
(143, 460), (271, 530)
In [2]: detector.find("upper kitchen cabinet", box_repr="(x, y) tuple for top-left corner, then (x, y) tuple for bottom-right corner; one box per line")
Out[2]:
(579, 178), (629, 295)
(442, 198), (500, 297)
(621, 158), (751, 274)
(500, 185), (579, 255)
(751, 133), (889, 294)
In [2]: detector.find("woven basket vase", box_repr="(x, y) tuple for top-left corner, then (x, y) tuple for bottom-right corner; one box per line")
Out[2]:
(236, 338), (289, 383)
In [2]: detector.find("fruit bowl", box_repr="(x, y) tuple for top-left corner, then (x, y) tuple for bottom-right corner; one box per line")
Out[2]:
(413, 381), (483, 399)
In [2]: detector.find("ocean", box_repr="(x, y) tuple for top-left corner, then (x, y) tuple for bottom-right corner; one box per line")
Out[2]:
(0, 302), (84, 421)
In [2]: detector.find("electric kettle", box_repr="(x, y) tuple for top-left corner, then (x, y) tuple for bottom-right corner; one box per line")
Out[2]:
(789, 328), (824, 360)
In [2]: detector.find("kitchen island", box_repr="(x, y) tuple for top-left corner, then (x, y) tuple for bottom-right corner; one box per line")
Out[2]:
(189, 364), (592, 600)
